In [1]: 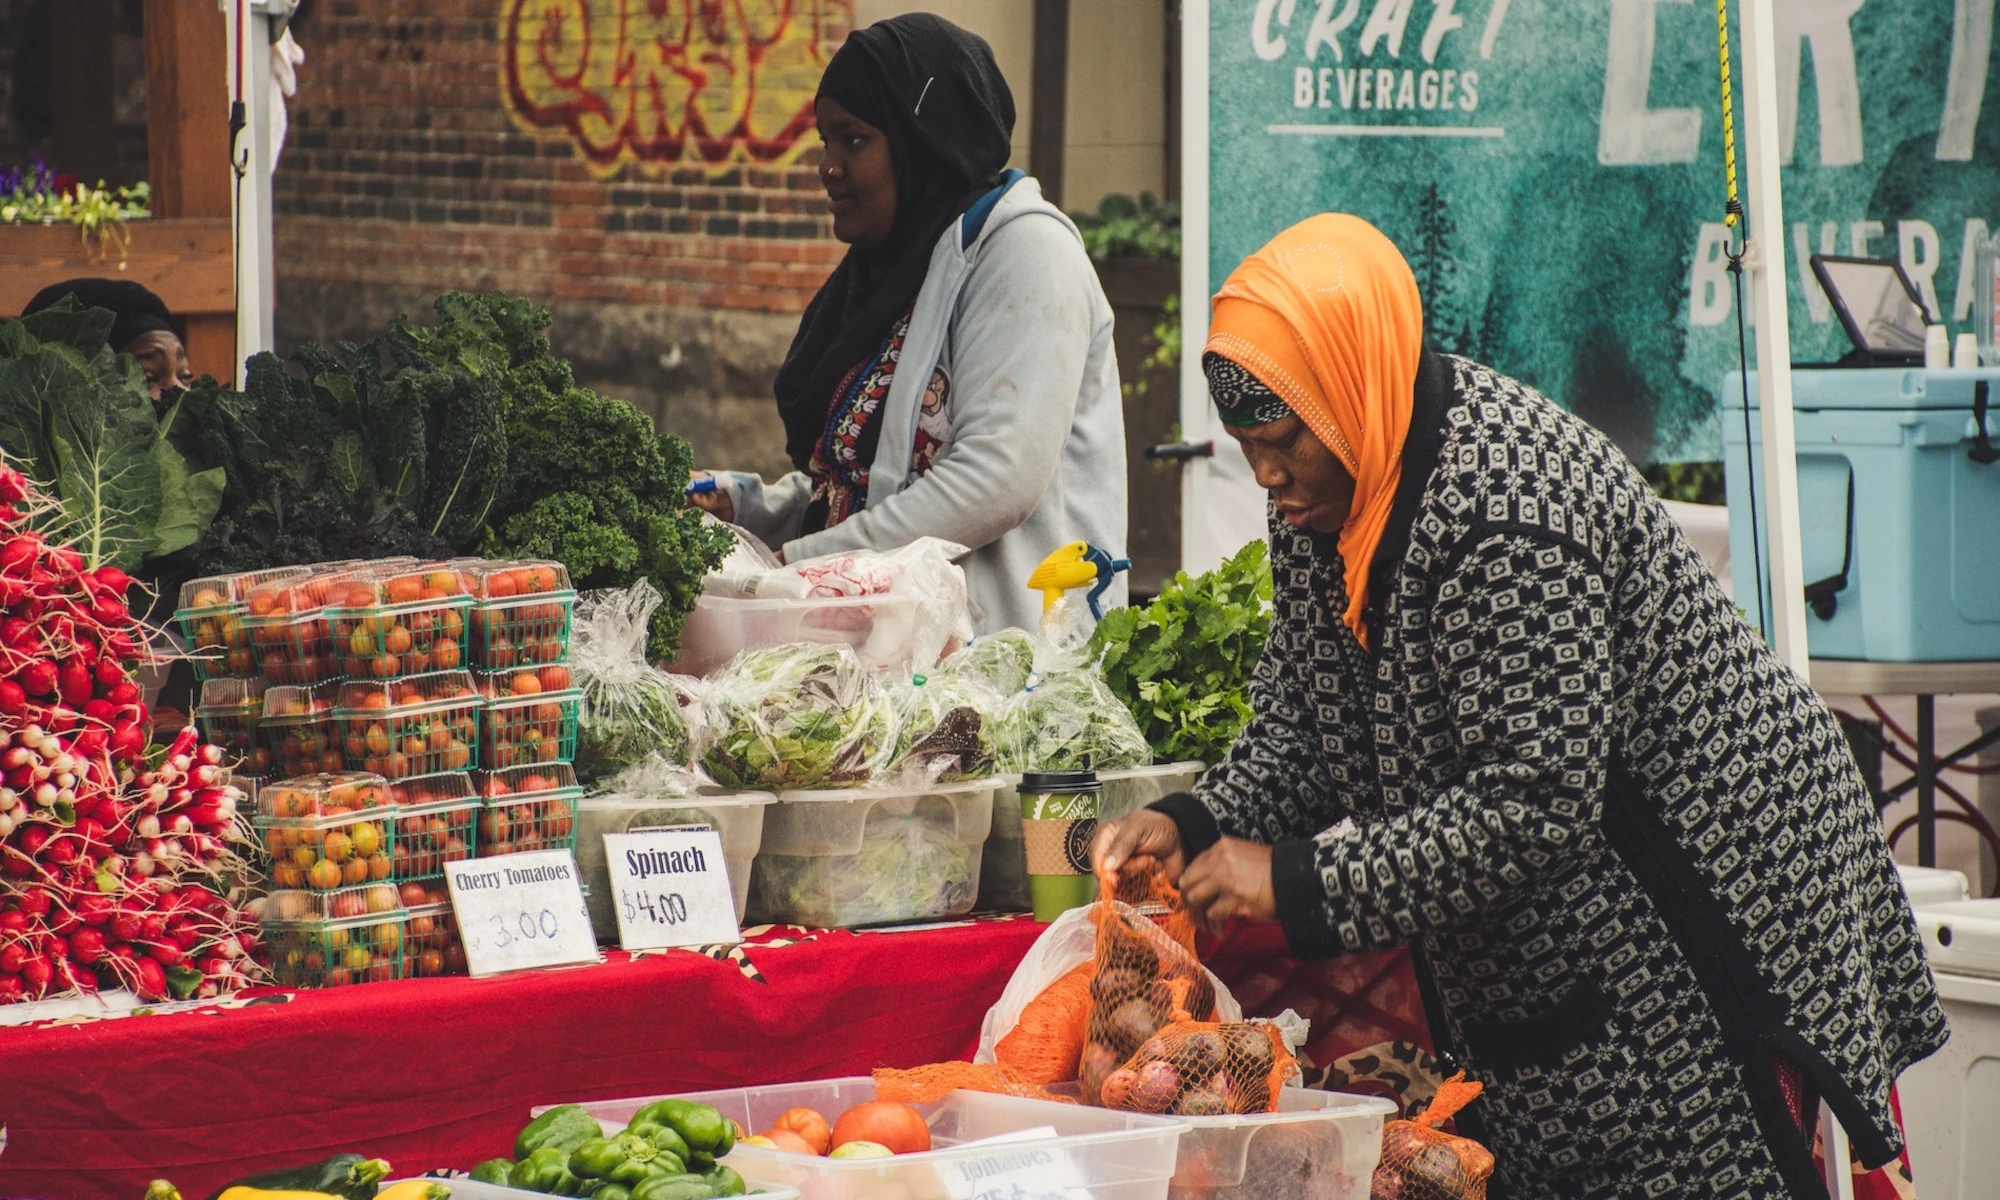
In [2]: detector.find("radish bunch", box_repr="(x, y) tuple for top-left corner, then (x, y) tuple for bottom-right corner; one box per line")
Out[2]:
(0, 464), (266, 1004)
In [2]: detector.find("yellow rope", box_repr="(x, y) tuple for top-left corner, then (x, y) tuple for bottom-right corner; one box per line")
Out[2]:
(1715, 0), (1741, 226)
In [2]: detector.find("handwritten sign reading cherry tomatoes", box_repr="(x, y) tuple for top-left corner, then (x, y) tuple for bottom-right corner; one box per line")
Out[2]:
(603, 828), (741, 951)
(445, 850), (599, 977)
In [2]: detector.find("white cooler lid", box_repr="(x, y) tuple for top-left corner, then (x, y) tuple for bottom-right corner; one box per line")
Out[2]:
(1899, 864), (1972, 909)
(1915, 900), (2000, 979)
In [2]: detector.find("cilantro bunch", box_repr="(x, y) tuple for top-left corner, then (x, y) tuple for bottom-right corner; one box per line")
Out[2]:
(1087, 539), (1273, 765)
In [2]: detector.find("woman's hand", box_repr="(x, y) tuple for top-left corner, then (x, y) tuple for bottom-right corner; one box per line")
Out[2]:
(687, 471), (734, 522)
(1178, 837), (1276, 934)
(1091, 811), (1186, 883)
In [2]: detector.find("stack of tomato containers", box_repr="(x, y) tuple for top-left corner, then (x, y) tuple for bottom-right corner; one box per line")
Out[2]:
(174, 567), (315, 789)
(257, 772), (407, 986)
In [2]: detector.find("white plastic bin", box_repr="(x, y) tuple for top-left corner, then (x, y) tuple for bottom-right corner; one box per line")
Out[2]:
(568, 1077), (1187, 1200)
(575, 790), (775, 939)
(750, 780), (993, 927)
(675, 593), (925, 677)
(439, 1180), (800, 1200)
(981, 765), (1204, 913)
(1897, 893), (2000, 1200)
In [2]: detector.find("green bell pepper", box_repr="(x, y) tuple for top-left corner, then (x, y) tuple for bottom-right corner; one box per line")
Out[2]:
(569, 1132), (686, 1186)
(629, 1101), (733, 1163)
(701, 1165), (747, 1196)
(469, 1159), (515, 1185)
(624, 1120), (692, 1165)
(510, 1145), (592, 1194)
(628, 1178), (718, 1200)
(516, 1104), (607, 1162)
(595, 1189), (633, 1200)
(204, 1155), (392, 1200)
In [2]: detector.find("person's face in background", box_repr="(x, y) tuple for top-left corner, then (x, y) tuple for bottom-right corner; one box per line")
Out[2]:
(123, 329), (193, 402)
(1227, 413), (1357, 535)
(815, 96), (898, 248)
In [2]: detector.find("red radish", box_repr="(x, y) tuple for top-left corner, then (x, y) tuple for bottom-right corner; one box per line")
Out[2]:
(19, 953), (50, 992)
(133, 955), (165, 1000)
(0, 681), (23, 717)
(16, 660), (54, 697)
(68, 927), (105, 964)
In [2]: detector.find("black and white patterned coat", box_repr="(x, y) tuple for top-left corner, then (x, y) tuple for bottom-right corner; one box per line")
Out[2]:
(1158, 352), (1946, 1199)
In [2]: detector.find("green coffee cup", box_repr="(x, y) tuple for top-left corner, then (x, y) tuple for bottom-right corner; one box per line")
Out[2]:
(1019, 770), (1102, 922)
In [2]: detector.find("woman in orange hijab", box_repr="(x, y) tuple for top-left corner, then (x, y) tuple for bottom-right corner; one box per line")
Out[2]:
(1093, 215), (1941, 1198)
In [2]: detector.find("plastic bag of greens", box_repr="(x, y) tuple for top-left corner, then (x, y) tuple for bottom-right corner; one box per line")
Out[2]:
(572, 580), (697, 781)
(749, 801), (982, 926)
(936, 627), (1038, 696)
(888, 672), (1001, 781)
(992, 665), (1152, 774)
(699, 642), (898, 789)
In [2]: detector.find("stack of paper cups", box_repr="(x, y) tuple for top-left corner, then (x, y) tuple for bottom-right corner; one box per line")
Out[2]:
(1926, 324), (1951, 369)
(1955, 332), (1980, 369)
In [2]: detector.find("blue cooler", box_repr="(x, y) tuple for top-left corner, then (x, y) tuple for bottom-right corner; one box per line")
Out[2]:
(1721, 368), (2000, 661)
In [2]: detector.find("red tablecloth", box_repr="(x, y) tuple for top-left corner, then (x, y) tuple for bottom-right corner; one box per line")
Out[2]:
(0, 918), (1044, 1200)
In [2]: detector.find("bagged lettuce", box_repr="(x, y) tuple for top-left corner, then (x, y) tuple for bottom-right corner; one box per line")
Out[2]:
(699, 642), (897, 789)
(936, 627), (1038, 696)
(993, 666), (1152, 774)
(889, 672), (1001, 781)
(572, 580), (697, 781)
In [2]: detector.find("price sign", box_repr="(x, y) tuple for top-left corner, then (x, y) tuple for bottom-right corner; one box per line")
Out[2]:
(603, 828), (741, 950)
(445, 850), (598, 977)
(945, 1128), (1080, 1200)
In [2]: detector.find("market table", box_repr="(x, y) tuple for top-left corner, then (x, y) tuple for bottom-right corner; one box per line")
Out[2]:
(0, 918), (1045, 1200)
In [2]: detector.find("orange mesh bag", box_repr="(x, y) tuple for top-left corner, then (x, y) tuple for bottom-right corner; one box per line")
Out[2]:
(1098, 981), (1297, 1117)
(1371, 1072), (1495, 1200)
(1079, 860), (1221, 1103)
(872, 1061), (1074, 1104)
(994, 959), (1094, 1083)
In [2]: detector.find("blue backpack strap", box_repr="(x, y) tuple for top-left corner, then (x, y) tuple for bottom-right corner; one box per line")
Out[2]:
(961, 168), (1027, 250)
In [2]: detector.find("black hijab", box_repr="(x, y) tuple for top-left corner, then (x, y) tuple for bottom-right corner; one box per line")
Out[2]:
(773, 14), (1016, 473)
(23, 278), (174, 351)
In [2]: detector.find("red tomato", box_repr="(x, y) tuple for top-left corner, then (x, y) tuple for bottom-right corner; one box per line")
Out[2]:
(831, 1101), (931, 1155)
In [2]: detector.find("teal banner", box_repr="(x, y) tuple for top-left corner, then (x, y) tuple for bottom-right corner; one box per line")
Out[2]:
(1205, 0), (1996, 459)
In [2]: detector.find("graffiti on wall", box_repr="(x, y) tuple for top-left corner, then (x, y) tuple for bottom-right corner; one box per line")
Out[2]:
(503, 0), (851, 169)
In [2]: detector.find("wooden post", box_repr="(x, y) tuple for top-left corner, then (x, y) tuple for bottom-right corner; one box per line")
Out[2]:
(1030, 0), (1070, 207)
(144, 0), (235, 381)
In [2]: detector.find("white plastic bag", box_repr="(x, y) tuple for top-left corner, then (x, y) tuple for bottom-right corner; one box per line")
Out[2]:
(572, 580), (696, 781)
(704, 537), (974, 670)
(974, 906), (1241, 1066)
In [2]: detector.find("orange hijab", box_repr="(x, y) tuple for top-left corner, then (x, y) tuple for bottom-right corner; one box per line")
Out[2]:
(1205, 214), (1424, 644)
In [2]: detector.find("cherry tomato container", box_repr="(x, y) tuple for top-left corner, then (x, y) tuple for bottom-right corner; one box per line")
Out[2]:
(243, 569), (362, 685)
(403, 900), (467, 977)
(389, 772), (478, 879)
(259, 682), (344, 778)
(333, 670), (482, 780)
(478, 687), (582, 769)
(262, 883), (408, 988)
(254, 773), (396, 892)
(474, 762), (582, 856)
(325, 565), (475, 680)
(174, 567), (311, 681)
(194, 676), (269, 777)
(466, 560), (576, 669)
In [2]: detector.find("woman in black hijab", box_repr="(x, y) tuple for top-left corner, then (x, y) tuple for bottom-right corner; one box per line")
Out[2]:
(693, 14), (1127, 633)
(23, 278), (194, 404)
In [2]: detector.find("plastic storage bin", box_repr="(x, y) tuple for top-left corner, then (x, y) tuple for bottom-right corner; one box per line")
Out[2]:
(674, 593), (925, 677)
(576, 789), (774, 938)
(334, 671), (481, 779)
(567, 1078), (1186, 1200)
(475, 762), (583, 855)
(260, 682), (342, 778)
(255, 773), (395, 891)
(1722, 368), (2000, 659)
(325, 565), (474, 679)
(466, 560), (576, 669)
(194, 677), (268, 777)
(749, 780), (993, 927)
(389, 773), (478, 878)
(980, 764), (1204, 913)
(1897, 895), (2000, 1200)
(436, 1182), (800, 1200)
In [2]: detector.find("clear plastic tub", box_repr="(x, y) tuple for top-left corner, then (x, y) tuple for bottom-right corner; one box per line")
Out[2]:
(194, 676), (268, 777)
(256, 773), (396, 891)
(326, 565), (474, 679)
(978, 765), (1204, 913)
(576, 790), (774, 938)
(673, 593), (925, 677)
(475, 763), (582, 855)
(333, 671), (481, 779)
(479, 688), (582, 769)
(1047, 1083), (1396, 1200)
(264, 881), (404, 923)
(435, 1181), (800, 1200)
(563, 1078), (1186, 1200)
(748, 780), (993, 928)
(389, 773), (478, 878)
(260, 682), (343, 778)
(467, 560), (576, 670)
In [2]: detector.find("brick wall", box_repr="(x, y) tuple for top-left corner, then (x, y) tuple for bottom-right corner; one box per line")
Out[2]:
(273, 0), (856, 479)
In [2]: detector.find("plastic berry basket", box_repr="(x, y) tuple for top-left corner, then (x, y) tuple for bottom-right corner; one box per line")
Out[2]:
(333, 671), (481, 780)
(466, 560), (576, 670)
(474, 763), (582, 856)
(389, 772), (478, 879)
(243, 570), (361, 685)
(325, 565), (474, 680)
(262, 887), (408, 989)
(254, 773), (396, 892)
(403, 900), (467, 977)
(259, 683), (343, 779)
(479, 688), (581, 769)
(194, 676), (269, 776)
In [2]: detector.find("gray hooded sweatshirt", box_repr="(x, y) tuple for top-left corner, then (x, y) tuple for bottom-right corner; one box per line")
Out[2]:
(722, 175), (1127, 634)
